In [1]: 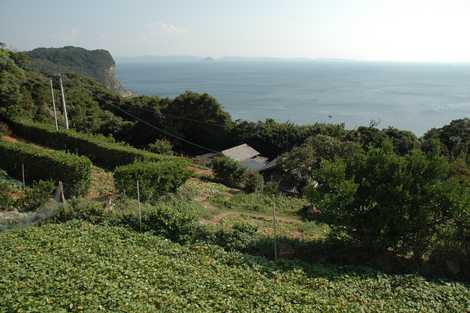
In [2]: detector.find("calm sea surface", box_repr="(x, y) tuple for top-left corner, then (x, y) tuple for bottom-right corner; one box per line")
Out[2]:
(117, 61), (470, 136)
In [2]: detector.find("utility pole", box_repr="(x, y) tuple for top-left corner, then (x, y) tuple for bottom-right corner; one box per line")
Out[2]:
(50, 79), (59, 131)
(59, 74), (69, 130)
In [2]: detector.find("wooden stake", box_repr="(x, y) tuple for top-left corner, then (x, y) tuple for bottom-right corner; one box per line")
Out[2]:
(59, 181), (66, 204)
(137, 179), (142, 231)
(21, 163), (25, 188)
(50, 79), (59, 131)
(59, 74), (69, 130)
(272, 206), (278, 261)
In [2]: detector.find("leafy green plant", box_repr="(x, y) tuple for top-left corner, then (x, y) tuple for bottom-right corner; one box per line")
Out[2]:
(114, 160), (190, 202)
(0, 221), (469, 312)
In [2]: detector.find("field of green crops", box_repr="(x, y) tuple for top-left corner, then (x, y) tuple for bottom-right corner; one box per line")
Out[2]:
(1, 221), (469, 312)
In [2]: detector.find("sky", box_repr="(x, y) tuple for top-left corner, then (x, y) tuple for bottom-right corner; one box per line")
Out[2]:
(2, 0), (470, 62)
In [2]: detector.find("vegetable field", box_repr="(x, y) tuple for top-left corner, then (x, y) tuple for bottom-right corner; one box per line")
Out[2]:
(1, 221), (469, 312)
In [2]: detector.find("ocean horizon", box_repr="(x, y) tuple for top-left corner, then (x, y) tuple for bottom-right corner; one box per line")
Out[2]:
(116, 60), (470, 136)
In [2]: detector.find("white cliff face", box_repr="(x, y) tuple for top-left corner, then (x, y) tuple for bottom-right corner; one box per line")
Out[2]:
(104, 65), (134, 97)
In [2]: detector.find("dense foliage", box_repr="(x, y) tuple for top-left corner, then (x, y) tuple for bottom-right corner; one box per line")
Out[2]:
(0, 140), (91, 197)
(7, 119), (175, 170)
(113, 161), (190, 201)
(0, 221), (469, 312)
(423, 118), (470, 163)
(307, 144), (470, 262)
(277, 135), (362, 193)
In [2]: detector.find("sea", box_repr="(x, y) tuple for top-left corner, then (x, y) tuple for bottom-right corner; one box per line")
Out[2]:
(116, 60), (470, 136)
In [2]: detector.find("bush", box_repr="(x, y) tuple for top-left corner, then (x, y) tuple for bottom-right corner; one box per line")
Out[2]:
(213, 223), (258, 251)
(7, 119), (178, 170)
(148, 138), (174, 155)
(210, 156), (246, 188)
(114, 160), (190, 202)
(242, 171), (264, 193)
(136, 203), (197, 243)
(0, 140), (91, 197)
(307, 145), (469, 262)
(57, 197), (198, 244)
(16, 180), (55, 212)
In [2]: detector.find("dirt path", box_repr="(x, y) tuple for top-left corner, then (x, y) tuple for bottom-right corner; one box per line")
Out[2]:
(0, 135), (18, 143)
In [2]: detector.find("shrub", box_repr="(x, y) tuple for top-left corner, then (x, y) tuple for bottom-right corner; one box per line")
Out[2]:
(210, 156), (246, 188)
(114, 160), (190, 202)
(16, 180), (55, 212)
(242, 171), (264, 193)
(213, 223), (258, 251)
(7, 119), (178, 170)
(307, 145), (468, 262)
(148, 138), (174, 155)
(57, 197), (198, 244)
(136, 203), (197, 243)
(0, 140), (91, 197)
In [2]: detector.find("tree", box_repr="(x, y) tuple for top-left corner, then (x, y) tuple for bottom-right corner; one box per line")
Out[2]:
(277, 135), (362, 193)
(163, 91), (233, 153)
(210, 156), (246, 188)
(423, 118), (470, 163)
(307, 144), (468, 262)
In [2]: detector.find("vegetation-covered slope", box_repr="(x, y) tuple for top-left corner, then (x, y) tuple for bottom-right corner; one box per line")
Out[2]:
(26, 46), (130, 95)
(1, 221), (468, 313)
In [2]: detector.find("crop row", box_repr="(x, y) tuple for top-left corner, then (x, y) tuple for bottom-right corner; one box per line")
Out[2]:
(0, 140), (91, 196)
(7, 119), (180, 170)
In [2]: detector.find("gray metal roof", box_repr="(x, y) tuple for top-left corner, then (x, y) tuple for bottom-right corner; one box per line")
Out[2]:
(240, 156), (269, 172)
(222, 144), (260, 162)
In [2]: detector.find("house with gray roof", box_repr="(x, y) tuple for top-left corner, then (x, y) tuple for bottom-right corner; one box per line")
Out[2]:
(195, 143), (277, 172)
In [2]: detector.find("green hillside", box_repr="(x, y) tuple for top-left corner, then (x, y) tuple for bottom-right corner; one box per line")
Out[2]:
(1, 221), (468, 313)
(26, 46), (131, 95)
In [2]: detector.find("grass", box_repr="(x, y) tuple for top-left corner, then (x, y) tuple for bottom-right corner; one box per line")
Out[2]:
(0, 221), (468, 313)
(210, 192), (308, 216)
(176, 177), (327, 241)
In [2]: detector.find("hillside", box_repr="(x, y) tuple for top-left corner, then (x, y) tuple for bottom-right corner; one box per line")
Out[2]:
(26, 46), (132, 96)
(1, 221), (468, 312)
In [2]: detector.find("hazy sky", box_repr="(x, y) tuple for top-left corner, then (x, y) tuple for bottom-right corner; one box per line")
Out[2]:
(2, 0), (470, 62)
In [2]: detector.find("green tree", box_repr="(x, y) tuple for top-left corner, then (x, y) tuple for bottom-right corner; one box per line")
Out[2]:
(277, 135), (362, 193)
(307, 144), (468, 262)
(163, 91), (233, 152)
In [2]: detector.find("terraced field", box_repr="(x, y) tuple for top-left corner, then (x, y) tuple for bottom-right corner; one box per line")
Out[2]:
(1, 221), (469, 312)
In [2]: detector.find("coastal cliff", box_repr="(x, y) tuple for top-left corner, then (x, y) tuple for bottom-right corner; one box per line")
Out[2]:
(26, 46), (132, 96)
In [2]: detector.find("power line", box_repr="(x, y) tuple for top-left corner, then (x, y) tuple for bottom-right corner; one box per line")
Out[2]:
(107, 102), (220, 154)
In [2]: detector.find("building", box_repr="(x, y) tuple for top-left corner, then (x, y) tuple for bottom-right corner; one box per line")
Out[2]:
(196, 143), (277, 172)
